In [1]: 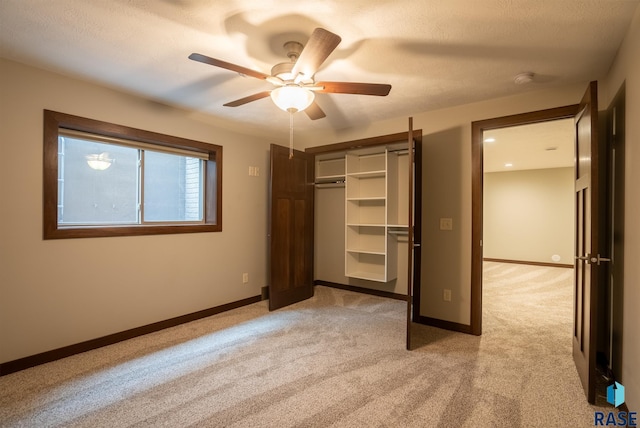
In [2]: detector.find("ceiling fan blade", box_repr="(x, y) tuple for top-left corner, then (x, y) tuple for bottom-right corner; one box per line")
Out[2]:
(223, 91), (271, 107)
(291, 28), (341, 79)
(304, 101), (326, 120)
(189, 53), (271, 81)
(316, 81), (392, 96)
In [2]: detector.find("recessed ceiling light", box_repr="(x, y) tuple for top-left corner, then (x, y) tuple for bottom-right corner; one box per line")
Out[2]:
(484, 137), (496, 143)
(505, 163), (513, 167)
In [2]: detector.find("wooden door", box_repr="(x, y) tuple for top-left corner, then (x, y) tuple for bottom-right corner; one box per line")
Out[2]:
(573, 81), (604, 404)
(406, 119), (415, 350)
(269, 144), (315, 310)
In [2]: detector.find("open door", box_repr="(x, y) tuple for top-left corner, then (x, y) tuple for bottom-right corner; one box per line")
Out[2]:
(269, 144), (315, 310)
(406, 118), (415, 350)
(573, 81), (606, 404)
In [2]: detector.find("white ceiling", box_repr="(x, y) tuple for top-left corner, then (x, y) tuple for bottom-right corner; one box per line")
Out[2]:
(483, 118), (575, 173)
(1, 0), (638, 139)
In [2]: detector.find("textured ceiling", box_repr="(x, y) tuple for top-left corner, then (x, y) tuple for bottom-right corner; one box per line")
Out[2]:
(1, 0), (638, 139)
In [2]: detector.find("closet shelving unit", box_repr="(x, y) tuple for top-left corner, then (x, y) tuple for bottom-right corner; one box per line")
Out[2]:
(315, 145), (408, 283)
(346, 148), (407, 282)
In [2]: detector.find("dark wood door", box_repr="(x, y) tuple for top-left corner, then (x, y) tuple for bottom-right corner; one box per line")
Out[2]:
(269, 144), (315, 311)
(406, 119), (415, 350)
(573, 81), (603, 404)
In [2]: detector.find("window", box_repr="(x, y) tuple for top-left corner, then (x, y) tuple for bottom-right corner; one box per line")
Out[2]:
(43, 110), (222, 239)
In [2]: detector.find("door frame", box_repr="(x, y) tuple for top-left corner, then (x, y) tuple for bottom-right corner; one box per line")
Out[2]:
(470, 105), (579, 335)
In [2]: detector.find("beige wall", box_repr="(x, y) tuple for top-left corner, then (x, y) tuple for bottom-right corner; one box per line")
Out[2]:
(602, 4), (640, 413)
(0, 59), (275, 363)
(483, 167), (574, 265)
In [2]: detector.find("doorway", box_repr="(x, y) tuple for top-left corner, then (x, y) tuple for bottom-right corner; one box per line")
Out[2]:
(471, 85), (626, 403)
(470, 105), (579, 335)
(482, 119), (575, 268)
(481, 118), (577, 376)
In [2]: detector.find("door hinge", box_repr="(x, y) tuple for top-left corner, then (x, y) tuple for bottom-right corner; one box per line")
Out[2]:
(589, 254), (611, 265)
(576, 254), (611, 265)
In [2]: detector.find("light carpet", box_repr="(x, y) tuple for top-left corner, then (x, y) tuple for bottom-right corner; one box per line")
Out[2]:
(0, 262), (613, 427)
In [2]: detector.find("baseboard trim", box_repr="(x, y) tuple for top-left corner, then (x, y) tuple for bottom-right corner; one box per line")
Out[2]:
(414, 315), (474, 335)
(0, 294), (262, 377)
(483, 258), (573, 269)
(314, 280), (409, 301)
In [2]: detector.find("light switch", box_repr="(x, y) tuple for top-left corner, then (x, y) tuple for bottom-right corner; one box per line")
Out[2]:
(440, 218), (453, 231)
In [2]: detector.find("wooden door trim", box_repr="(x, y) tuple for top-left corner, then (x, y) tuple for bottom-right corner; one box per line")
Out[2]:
(470, 105), (579, 335)
(305, 130), (423, 155)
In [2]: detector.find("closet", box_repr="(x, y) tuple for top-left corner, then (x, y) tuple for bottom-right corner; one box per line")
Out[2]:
(313, 141), (410, 295)
(269, 129), (422, 350)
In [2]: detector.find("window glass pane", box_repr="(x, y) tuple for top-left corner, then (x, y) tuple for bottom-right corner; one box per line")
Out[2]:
(143, 151), (203, 222)
(58, 137), (139, 225)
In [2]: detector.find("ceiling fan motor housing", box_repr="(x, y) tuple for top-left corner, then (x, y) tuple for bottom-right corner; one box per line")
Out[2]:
(271, 41), (304, 81)
(283, 41), (303, 60)
(271, 62), (296, 81)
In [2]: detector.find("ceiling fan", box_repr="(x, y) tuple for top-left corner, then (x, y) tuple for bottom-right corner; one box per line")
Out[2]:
(188, 28), (392, 120)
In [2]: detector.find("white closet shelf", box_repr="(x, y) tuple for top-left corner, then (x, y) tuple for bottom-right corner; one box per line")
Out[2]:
(346, 170), (386, 178)
(346, 223), (386, 227)
(346, 248), (386, 255)
(387, 224), (409, 228)
(346, 197), (386, 201)
(345, 271), (387, 282)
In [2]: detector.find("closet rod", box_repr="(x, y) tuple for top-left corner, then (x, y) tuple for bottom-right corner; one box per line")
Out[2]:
(315, 181), (345, 188)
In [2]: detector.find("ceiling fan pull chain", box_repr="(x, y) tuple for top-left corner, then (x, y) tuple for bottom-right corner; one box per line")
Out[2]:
(289, 110), (294, 159)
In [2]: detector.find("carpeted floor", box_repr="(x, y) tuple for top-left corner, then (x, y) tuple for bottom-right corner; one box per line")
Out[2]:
(0, 262), (613, 427)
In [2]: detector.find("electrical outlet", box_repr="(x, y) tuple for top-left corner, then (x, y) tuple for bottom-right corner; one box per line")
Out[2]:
(443, 289), (452, 302)
(242, 273), (249, 284)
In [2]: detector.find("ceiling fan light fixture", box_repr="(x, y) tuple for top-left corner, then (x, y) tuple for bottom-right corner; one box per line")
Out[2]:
(270, 86), (315, 113)
(85, 152), (113, 170)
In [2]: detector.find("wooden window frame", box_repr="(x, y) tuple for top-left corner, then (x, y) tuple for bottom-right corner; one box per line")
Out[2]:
(43, 110), (222, 239)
